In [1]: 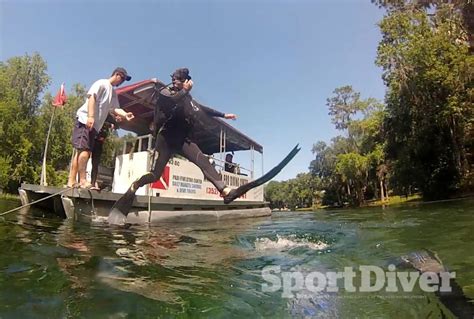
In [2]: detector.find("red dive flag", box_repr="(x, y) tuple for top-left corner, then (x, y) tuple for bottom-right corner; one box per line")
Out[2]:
(52, 83), (67, 107)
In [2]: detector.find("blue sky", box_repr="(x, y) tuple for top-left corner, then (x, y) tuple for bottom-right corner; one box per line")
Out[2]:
(0, 0), (386, 181)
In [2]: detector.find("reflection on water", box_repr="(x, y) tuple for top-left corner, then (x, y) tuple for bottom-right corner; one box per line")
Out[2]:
(0, 197), (473, 318)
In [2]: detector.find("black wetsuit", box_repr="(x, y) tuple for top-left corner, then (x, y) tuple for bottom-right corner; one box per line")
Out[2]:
(131, 86), (227, 192)
(91, 117), (116, 188)
(110, 84), (301, 222)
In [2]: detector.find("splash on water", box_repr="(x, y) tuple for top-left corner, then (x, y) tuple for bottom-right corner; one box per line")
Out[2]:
(255, 234), (328, 251)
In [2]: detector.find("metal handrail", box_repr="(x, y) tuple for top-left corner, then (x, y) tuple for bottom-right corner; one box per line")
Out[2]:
(208, 155), (251, 175)
(122, 134), (153, 154)
(121, 134), (253, 176)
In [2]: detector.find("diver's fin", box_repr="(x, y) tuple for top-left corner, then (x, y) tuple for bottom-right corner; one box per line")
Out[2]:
(108, 189), (136, 225)
(224, 144), (300, 204)
(108, 208), (128, 226)
(402, 249), (446, 273)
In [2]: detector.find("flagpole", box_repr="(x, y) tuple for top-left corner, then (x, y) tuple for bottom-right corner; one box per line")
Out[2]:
(40, 83), (66, 186)
(40, 106), (57, 186)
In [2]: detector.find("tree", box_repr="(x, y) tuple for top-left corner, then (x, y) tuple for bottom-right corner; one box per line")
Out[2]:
(264, 174), (321, 210)
(0, 54), (50, 189)
(327, 86), (361, 131)
(311, 86), (387, 206)
(3, 53), (50, 117)
(376, 5), (473, 199)
(335, 153), (369, 205)
(372, 0), (473, 52)
(0, 54), (92, 190)
(0, 156), (11, 191)
(265, 181), (287, 209)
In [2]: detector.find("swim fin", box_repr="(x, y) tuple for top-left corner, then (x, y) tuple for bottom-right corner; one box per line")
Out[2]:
(224, 144), (300, 204)
(108, 187), (136, 225)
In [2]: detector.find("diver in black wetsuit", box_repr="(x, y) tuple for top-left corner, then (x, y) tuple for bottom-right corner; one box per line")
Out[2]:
(147, 68), (238, 194)
(109, 68), (238, 224)
(109, 68), (300, 225)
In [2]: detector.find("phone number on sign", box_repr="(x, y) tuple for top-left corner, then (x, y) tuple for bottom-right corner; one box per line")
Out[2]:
(205, 187), (246, 199)
(206, 187), (222, 196)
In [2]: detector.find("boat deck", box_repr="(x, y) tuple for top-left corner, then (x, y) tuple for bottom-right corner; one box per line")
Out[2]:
(19, 183), (271, 224)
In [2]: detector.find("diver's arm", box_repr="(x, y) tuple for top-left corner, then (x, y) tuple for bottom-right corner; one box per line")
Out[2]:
(200, 104), (237, 119)
(199, 104), (226, 118)
(193, 99), (236, 118)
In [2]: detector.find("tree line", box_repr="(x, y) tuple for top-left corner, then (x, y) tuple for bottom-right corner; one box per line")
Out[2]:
(265, 1), (473, 209)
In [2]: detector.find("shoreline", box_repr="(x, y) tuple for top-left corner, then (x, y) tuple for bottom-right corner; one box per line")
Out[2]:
(0, 193), (20, 201)
(295, 193), (474, 212)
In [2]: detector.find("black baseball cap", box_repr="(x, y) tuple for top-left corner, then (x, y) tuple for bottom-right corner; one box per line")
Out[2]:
(171, 68), (191, 81)
(113, 67), (131, 81)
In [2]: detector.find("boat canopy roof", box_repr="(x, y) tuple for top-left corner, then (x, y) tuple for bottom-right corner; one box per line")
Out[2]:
(116, 79), (263, 154)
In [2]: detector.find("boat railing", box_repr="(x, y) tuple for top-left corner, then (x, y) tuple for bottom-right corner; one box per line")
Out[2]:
(120, 134), (253, 178)
(122, 134), (154, 154)
(209, 156), (251, 177)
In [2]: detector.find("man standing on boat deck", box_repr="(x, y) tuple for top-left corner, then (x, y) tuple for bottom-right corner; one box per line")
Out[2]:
(109, 68), (242, 223)
(67, 67), (135, 188)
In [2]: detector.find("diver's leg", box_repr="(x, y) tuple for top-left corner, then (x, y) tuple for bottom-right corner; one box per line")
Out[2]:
(77, 125), (97, 188)
(183, 143), (301, 205)
(137, 133), (176, 187)
(90, 141), (103, 188)
(109, 135), (172, 224)
(180, 140), (228, 193)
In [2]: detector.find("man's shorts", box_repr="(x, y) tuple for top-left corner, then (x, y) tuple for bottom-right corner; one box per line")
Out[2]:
(72, 120), (98, 151)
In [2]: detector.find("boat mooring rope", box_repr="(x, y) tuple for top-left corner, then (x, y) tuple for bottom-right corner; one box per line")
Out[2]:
(0, 187), (73, 217)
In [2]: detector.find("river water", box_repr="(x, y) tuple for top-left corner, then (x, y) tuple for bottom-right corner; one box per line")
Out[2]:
(0, 198), (472, 318)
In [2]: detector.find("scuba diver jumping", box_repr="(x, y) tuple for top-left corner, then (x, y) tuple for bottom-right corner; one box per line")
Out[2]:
(109, 68), (299, 225)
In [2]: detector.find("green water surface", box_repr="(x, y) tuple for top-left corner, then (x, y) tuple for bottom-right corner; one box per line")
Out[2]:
(0, 198), (472, 318)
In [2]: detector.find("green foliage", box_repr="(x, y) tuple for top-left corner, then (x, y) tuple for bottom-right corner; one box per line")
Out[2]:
(0, 156), (11, 189)
(100, 131), (121, 168)
(41, 166), (69, 187)
(264, 173), (321, 210)
(0, 54), (49, 189)
(310, 86), (387, 206)
(327, 86), (362, 131)
(372, 0), (473, 52)
(2, 53), (50, 117)
(335, 153), (369, 183)
(335, 153), (370, 205)
(0, 53), (90, 190)
(376, 4), (473, 199)
(264, 181), (285, 209)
